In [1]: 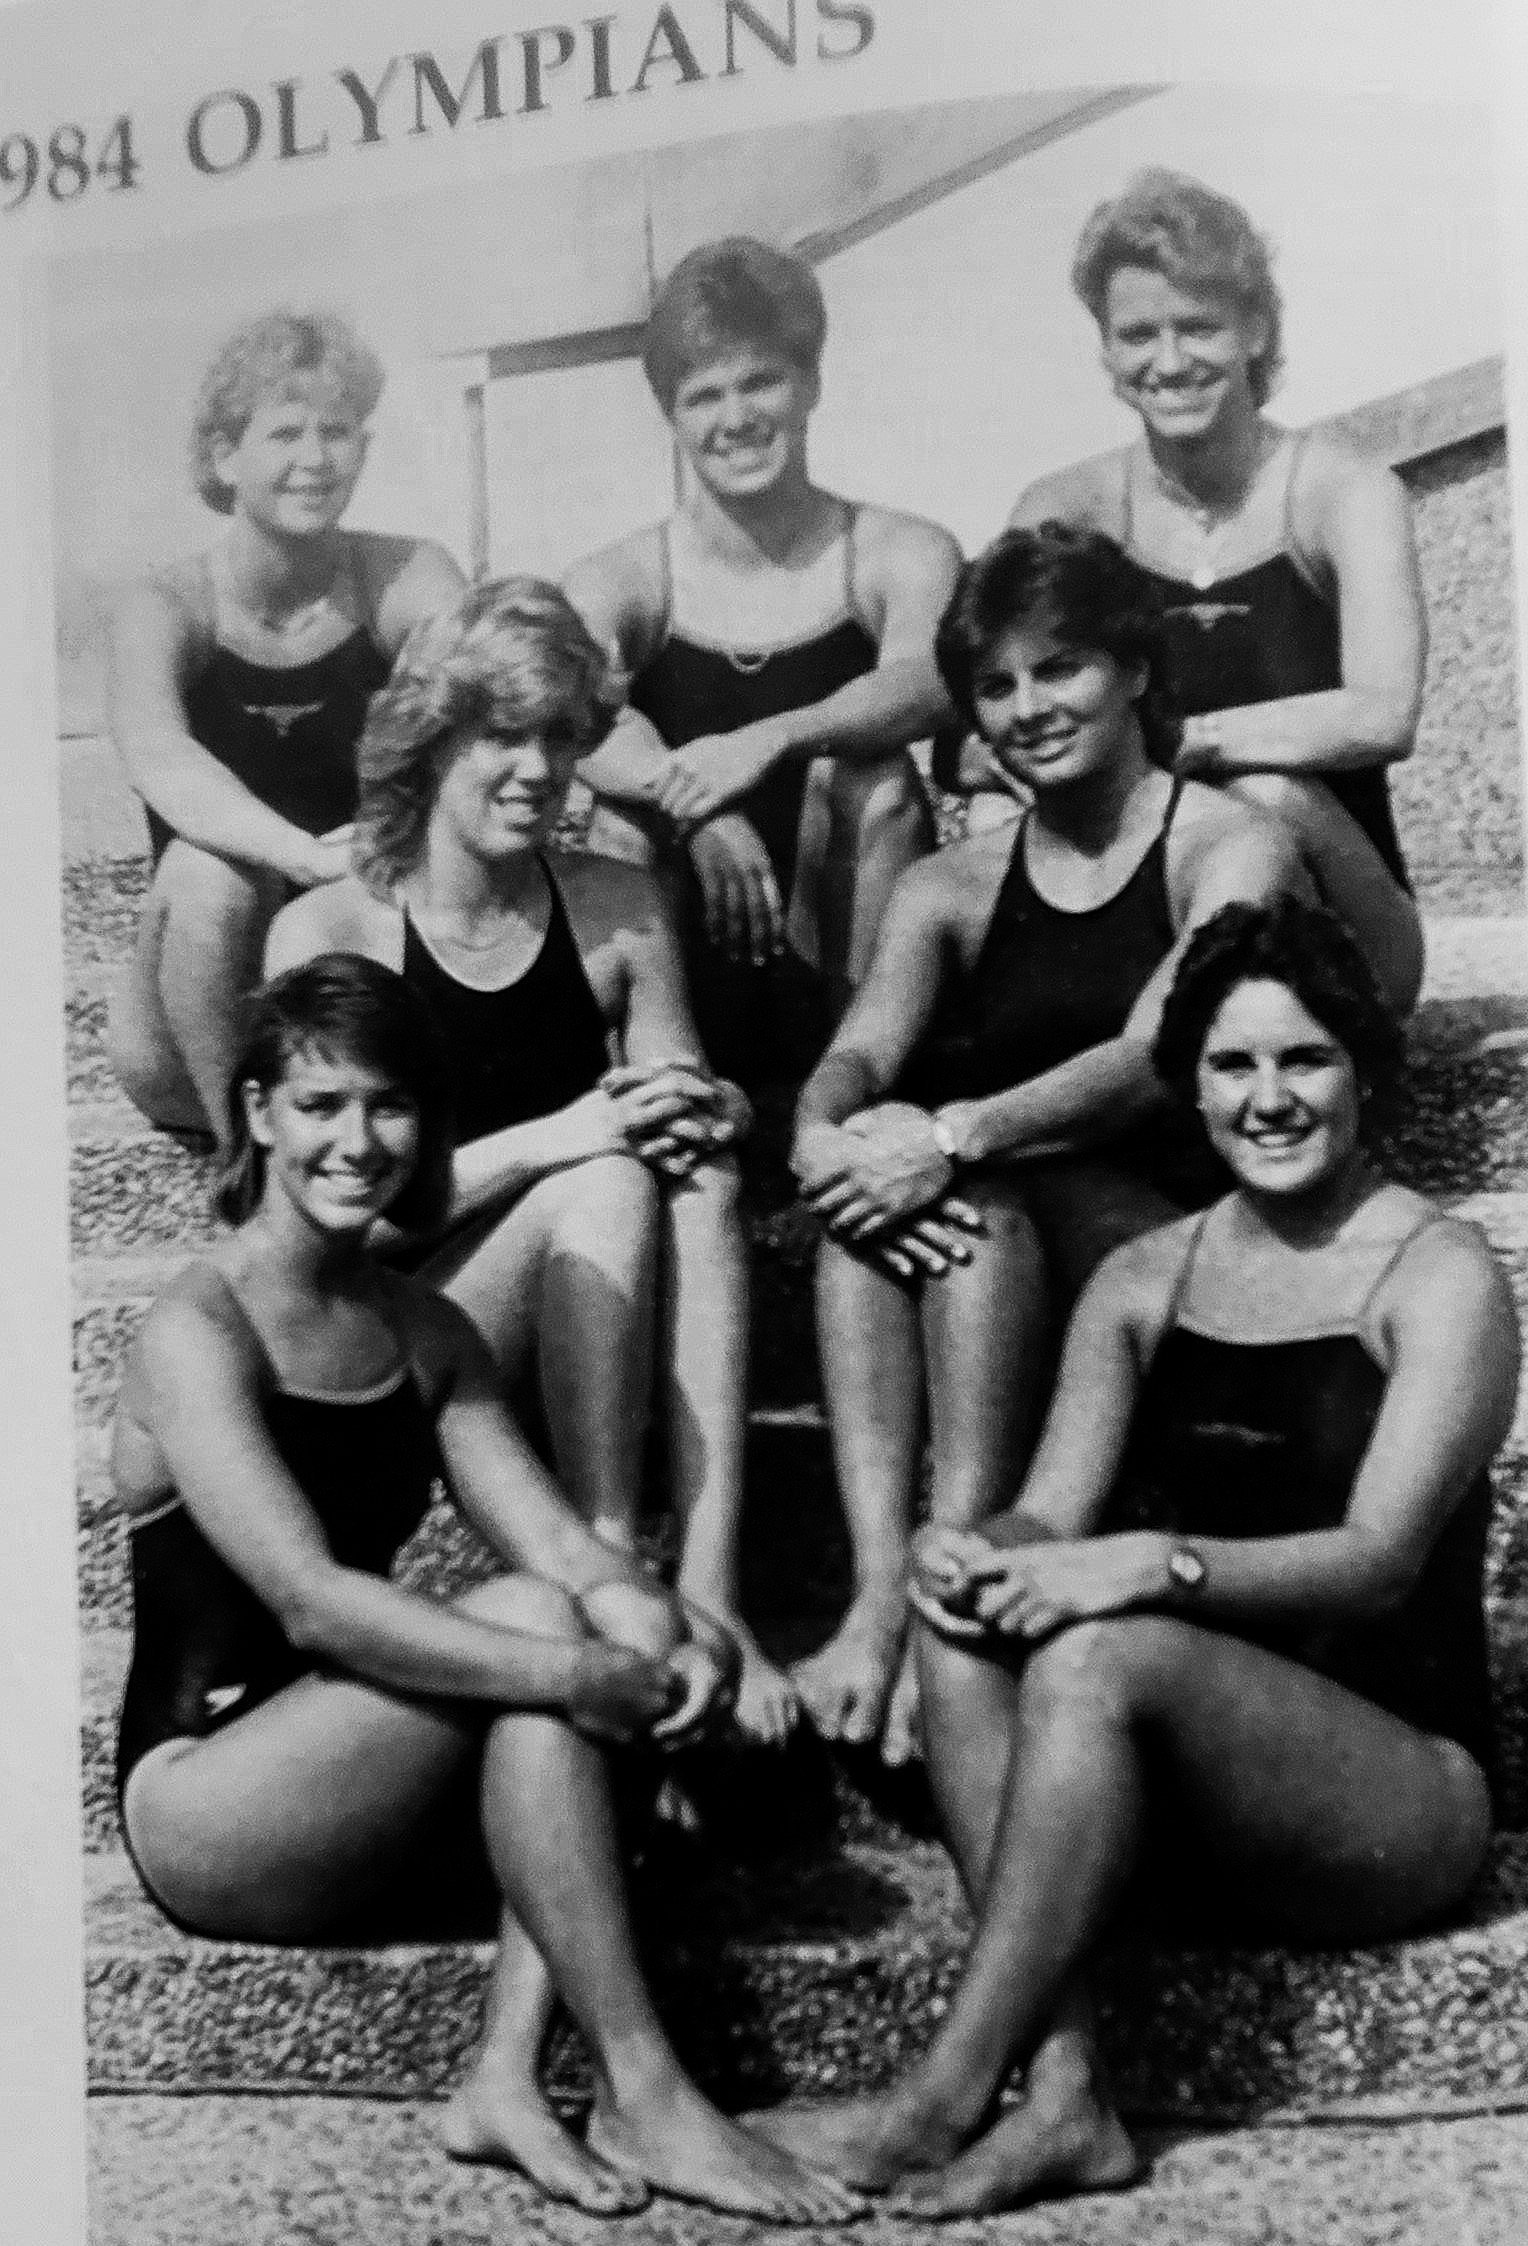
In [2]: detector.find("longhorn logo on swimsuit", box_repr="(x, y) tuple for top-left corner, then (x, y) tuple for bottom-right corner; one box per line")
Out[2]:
(1163, 600), (1254, 634)
(203, 1683), (248, 1717)
(243, 699), (328, 738)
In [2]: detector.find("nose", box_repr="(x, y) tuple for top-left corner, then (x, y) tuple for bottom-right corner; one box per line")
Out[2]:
(512, 738), (553, 785)
(293, 421), (326, 466)
(1153, 327), (1189, 376)
(1247, 1059), (1294, 1116)
(1010, 668), (1047, 728)
(334, 1099), (377, 1159)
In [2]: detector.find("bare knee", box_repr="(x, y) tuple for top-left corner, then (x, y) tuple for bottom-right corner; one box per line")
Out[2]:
(457, 1572), (588, 1640)
(157, 838), (288, 945)
(1021, 1615), (1185, 1727)
(550, 1153), (660, 1262)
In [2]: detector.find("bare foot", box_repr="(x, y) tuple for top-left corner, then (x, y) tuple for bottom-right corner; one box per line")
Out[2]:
(886, 2078), (1138, 2219)
(791, 1585), (907, 1749)
(880, 1641), (922, 1768)
(440, 2072), (649, 2215)
(749, 2087), (960, 2194)
(588, 2079), (865, 2224)
(731, 1622), (800, 1747)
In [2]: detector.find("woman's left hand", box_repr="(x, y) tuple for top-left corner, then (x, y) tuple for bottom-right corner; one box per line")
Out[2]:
(963, 1533), (1167, 1641)
(599, 1060), (745, 1177)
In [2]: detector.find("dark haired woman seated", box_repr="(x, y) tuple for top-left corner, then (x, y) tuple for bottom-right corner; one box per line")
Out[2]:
(760, 899), (1515, 2218)
(788, 523), (1299, 1758)
(113, 956), (858, 2226)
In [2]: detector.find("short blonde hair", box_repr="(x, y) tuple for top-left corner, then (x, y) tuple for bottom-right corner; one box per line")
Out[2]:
(355, 577), (622, 894)
(191, 311), (384, 514)
(1071, 170), (1284, 407)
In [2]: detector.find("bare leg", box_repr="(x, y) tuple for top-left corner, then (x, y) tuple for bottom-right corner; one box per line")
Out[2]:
(878, 1179), (1054, 1766)
(767, 1614), (1489, 2209)
(792, 1238), (923, 1747)
(664, 1159), (796, 1745)
(811, 754), (933, 1001)
(108, 840), (288, 1140)
(427, 1155), (660, 1548)
(1226, 772), (1424, 1017)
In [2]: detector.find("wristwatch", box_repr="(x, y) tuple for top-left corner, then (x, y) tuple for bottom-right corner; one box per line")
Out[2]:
(930, 1115), (961, 1164)
(1166, 1542), (1207, 1597)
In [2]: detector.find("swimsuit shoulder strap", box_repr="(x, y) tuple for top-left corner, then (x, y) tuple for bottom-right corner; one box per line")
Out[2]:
(1163, 1205), (1216, 1329)
(1357, 1211), (1449, 1318)
(841, 499), (872, 631)
(1116, 447), (1137, 550)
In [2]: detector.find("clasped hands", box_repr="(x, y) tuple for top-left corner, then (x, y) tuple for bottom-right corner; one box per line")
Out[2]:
(570, 1577), (741, 1749)
(596, 1056), (751, 1180)
(910, 1521), (1167, 1644)
(794, 1101), (986, 1280)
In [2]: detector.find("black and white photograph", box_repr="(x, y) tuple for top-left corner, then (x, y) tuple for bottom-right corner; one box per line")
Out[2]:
(6, 1), (1528, 2238)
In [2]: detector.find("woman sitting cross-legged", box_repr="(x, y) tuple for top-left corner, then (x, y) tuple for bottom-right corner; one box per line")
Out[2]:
(758, 898), (1515, 2218)
(788, 524), (1300, 1760)
(268, 578), (796, 1743)
(114, 955), (859, 2225)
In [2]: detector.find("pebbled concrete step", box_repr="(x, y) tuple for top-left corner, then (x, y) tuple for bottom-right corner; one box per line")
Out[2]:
(84, 2094), (1528, 2246)
(82, 1831), (1528, 2123)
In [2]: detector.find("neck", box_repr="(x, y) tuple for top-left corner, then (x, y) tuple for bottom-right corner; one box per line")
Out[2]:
(683, 464), (826, 564)
(1145, 399), (1268, 509)
(1031, 727), (1163, 854)
(1237, 1150), (1377, 1249)
(411, 828), (547, 928)
(223, 514), (346, 614)
(245, 1194), (372, 1292)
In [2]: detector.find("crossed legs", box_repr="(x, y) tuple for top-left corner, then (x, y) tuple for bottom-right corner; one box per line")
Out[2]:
(762, 1612), (1491, 2216)
(122, 1572), (857, 2223)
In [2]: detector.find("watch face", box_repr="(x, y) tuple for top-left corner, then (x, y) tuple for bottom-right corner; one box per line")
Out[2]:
(1169, 1546), (1206, 1590)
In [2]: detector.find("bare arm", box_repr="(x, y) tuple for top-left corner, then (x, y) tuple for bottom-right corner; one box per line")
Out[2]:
(134, 1283), (612, 1712)
(1179, 448), (1427, 779)
(563, 539), (680, 813)
(932, 808), (1304, 1166)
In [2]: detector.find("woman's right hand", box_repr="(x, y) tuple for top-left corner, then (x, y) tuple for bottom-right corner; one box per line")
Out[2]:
(686, 814), (785, 965)
(288, 825), (356, 890)
(564, 1640), (682, 1744)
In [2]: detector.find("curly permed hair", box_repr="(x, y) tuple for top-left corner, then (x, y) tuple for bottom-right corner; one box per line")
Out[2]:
(191, 310), (384, 514)
(354, 577), (622, 895)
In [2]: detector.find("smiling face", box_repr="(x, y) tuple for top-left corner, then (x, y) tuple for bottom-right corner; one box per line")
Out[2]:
(214, 385), (369, 537)
(1100, 267), (1266, 443)
(968, 610), (1145, 794)
(429, 723), (582, 863)
(668, 343), (818, 502)
(1195, 978), (1364, 1198)
(245, 1045), (421, 1237)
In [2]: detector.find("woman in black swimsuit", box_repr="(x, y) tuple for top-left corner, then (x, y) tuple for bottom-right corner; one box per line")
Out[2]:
(269, 579), (796, 1744)
(787, 525), (1298, 1759)
(114, 954), (856, 2228)
(1011, 170), (1426, 1014)
(106, 310), (465, 1142)
(760, 899), (1514, 2218)
(565, 237), (962, 1091)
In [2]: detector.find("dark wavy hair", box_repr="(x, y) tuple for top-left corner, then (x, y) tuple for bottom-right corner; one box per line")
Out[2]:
(214, 955), (454, 1232)
(642, 236), (827, 414)
(934, 521), (1181, 767)
(1152, 899), (1405, 1139)
(354, 577), (621, 895)
(191, 310), (384, 515)
(1071, 169), (1284, 409)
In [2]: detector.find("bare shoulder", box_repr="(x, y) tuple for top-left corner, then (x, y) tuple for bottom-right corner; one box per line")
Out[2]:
(378, 1270), (485, 1402)
(899, 829), (1000, 924)
(1388, 1207), (1519, 1322)
(851, 501), (962, 579)
(128, 1255), (259, 1395)
(266, 875), (397, 975)
(1290, 426), (1408, 546)
(563, 524), (667, 648)
(1168, 776), (1297, 892)
(109, 555), (209, 655)
(553, 845), (663, 928)
(353, 531), (466, 650)
(1008, 451), (1125, 534)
